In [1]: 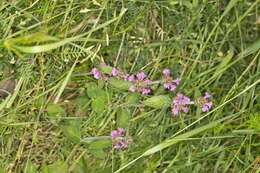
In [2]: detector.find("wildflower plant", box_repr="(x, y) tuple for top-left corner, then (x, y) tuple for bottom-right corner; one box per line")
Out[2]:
(90, 64), (213, 149)
(1, 1), (258, 172)
(90, 64), (213, 115)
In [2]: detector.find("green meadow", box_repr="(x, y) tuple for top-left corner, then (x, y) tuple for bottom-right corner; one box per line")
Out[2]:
(0, 0), (260, 172)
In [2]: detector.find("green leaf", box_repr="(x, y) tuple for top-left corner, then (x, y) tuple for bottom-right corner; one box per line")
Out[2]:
(125, 93), (140, 105)
(86, 83), (100, 98)
(98, 78), (105, 88)
(92, 97), (105, 114)
(89, 138), (111, 150)
(10, 37), (77, 53)
(89, 149), (107, 159)
(47, 160), (68, 173)
(108, 77), (132, 91)
(24, 161), (37, 173)
(0, 167), (4, 173)
(34, 96), (47, 108)
(125, 93), (140, 113)
(143, 95), (171, 109)
(74, 96), (89, 116)
(239, 39), (260, 57)
(81, 136), (111, 143)
(4, 16), (123, 54)
(4, 32), (58, 45)
(71, 158), (86, 173)
(60, 120), (81, 143)
(86, 83), (107, 99)
(46, 103), (66, 118)
(42, 163), (49, 173)
(74, 96), (89, 110)
(99, 65), (112, 74)
(117, 108), (131, 128)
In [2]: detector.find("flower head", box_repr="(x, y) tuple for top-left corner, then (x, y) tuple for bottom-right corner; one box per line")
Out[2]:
(111, 67), (118, 76)
(110, 128), (130, 150)
(204, 92), (211, 99)
(110, 130), (119, 139)
(162, 68), (171, 76)
(136, 72), (146, 80)
(127, 75), (135, 81)
(196, 92), (213, 112)
(91, 68), (101, 79)
(171, 93), (192, 116)
(140, 87), (151, 95)
(164, 82), (176, 91)
(114, 140), (128, 149)
(127, 71), (152, 95)
(110, 127), (125, 139)
(202, 102), (213, 112)
(162, 69), (180, 91)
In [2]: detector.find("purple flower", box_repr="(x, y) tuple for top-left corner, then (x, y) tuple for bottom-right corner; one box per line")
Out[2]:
(171, 93), (191, 116)
(163, 83), (176, 91)
(143, 79), (151, 84)
(204, 92), (211, 99)
(202, 102), (213, 112)
(140, 87), (151, 95)
(123, 74), (129, 80)
(117, 128), (124, 135)
(91, 68), (101, 79)
(171, 105), (179, 115)
(136, 72), (146, 80)
(110, 128), (125, 138)
(197, 92), (213, 112)
(173, 78), (180, 85)
(163, 68), (171, 76)
(162, 69), (180, 91)
(111, 67), (118, 76)
(110, 130), (119, 139)
(114, 140), (128, 149)
(127, 71), (152, 95)
(110, 128), (129, 150)
(127, 75), (135, 82)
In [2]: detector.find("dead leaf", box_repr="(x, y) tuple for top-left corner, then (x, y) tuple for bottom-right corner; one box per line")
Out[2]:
(0, 79), (16, 98)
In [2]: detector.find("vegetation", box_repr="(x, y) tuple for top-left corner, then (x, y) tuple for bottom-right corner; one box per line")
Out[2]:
(0, 0), (259, 172)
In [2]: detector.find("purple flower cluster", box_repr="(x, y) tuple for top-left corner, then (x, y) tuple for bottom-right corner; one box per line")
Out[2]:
(162, 68), (180, 91)
(125, 72), (152, 95)
(90, 68), (101, 79)
(110, 128), (128, 149)
(111, 67), (118, 76)
(90, 65), (152, 95)
(171, 92), (213, 116)
(171, 93), (192, 116)
(90, 65), (215, 150)
(197, 92), (213, 112)
(90, 67), (110, 81)
(90, 65), (214, 117)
